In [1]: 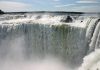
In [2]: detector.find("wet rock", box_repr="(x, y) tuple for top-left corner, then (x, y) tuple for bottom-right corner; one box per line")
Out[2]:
(61, 16), (73, 23)
(36, 15), (41, 19)
(0, 10), (5, 14)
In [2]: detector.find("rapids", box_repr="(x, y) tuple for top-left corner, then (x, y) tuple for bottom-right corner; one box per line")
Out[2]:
(0, 12), (100, 70)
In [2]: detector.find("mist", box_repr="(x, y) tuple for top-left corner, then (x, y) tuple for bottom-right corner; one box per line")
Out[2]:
(0, 35), (75, 70)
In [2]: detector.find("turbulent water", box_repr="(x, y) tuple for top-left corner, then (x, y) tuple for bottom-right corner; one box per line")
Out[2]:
(79, 17), (100, 70)
(0, 12), (100, 70)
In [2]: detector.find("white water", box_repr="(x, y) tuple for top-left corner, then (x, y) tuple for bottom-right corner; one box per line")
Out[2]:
(78, 49), (100, 70)
(0, 35), (74, 70)
(79, 17), (100, 70)
(0, 13), (100, 70)
(0, 13), (92, 28)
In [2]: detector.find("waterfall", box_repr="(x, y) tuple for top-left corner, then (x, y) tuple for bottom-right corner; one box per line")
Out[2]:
(86, 18), (100, 52)
(0, 13), (100, 70)
(79, 18), (100, 70)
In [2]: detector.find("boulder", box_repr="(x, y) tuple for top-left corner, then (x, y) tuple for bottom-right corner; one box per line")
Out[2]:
(61, 16), (73, 23)
(0, 10), (5, 14)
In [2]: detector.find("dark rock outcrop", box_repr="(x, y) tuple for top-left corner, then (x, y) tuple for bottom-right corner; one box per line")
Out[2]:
(0, 10), (5, 14)
(61, 16), (73, 23)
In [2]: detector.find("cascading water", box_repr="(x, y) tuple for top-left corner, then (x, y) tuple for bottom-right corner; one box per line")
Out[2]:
(0, 12), (100, 70)
(79, 18), (100, 70)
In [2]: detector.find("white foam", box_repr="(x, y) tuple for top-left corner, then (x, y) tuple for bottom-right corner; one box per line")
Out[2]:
(0, 14), (95, 28)
(78, 49), (100, 70)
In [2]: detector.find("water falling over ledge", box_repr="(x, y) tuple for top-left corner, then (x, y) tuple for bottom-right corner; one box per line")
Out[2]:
(0, 13), (100, 70)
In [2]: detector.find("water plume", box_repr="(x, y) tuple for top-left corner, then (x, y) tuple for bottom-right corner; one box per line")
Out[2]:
(78, 49), (100, 70)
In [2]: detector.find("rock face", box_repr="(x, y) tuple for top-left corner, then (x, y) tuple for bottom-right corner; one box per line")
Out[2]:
(61, 16), (73, 23)
(0, 10), (4, 14)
